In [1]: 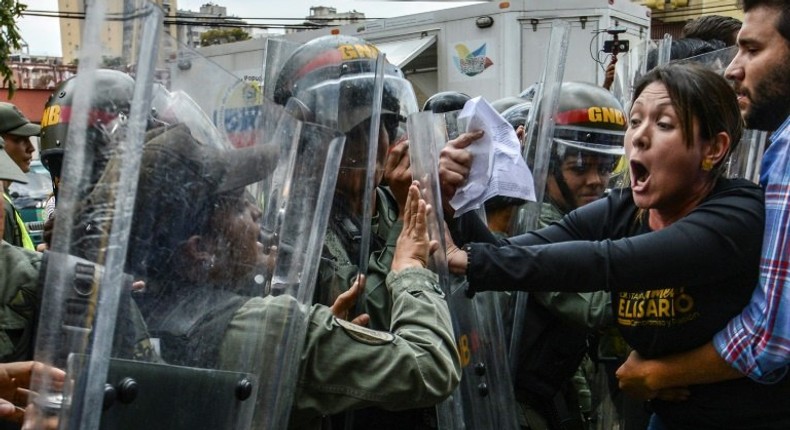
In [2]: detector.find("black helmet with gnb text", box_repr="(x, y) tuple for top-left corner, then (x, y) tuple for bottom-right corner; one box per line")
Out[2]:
(552, 81), (626, 158)
(539, 82), (627, 211)
(273, 35), (418, 142)
(39, 69), (136, 196)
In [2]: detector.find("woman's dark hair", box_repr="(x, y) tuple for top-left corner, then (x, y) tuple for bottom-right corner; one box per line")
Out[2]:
(632, 62), (743, 174)
(744, 0), (790, 45)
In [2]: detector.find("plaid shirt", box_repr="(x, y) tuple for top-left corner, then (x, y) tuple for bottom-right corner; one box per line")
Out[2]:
(714, 116), (790, 383)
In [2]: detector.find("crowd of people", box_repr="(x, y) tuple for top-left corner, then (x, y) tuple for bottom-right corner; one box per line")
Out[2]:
(0, 0), (788, 429)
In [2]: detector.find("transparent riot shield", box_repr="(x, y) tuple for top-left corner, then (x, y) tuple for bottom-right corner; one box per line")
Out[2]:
(262, 38), (302, 103)
(138, 34), (348, 430)
(29, 5), (345, 430)
(408, 111), (519, 430)
(656, 34), (673, 68)
(728, 129), (768, 183)
(249, 109), (346, 429)
(304, 53), (387, 308)
(507, 20), (570, 375)
(675, 45), (737, 75)
(271, 40), (420, 324)
(511, 20), (570, 235)
(28, 1), (163, 429)
(610, 37), (653, 114)
(284, 44), (423, 430)
(252, 38), (304, 294)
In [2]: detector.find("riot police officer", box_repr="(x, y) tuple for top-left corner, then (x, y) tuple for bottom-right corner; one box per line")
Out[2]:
(514, 82), (632, 430)
(29, 63), (460, 430)
(273, 35), (450, 429)
(273, 35), (420, 330)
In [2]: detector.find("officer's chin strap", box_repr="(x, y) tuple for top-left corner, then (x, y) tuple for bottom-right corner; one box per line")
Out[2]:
(551, 163), (578, 215)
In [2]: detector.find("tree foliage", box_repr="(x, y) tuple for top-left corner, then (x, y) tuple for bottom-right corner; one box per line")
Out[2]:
(200, 28), (251, 47)
(0, 0), (27, 98)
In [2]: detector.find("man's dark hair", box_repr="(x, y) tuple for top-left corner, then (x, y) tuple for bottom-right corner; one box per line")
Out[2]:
(744, 0), (790, 44)
(681, 15), (741, 45)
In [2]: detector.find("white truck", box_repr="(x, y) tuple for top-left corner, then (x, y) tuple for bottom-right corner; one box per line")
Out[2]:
(191, 0), (650, 106)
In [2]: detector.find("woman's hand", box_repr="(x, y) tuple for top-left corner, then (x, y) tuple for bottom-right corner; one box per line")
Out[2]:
(392, 182), (438, 272)
(444, 225), (467, 275)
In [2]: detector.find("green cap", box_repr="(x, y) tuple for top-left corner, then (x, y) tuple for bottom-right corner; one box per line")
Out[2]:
(0, 137), (28, 183)
(0, 102), (41, 137)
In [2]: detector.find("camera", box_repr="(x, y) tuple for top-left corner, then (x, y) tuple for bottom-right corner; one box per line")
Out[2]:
(606, 26), (627, 35)
(603, 40), (630, 53)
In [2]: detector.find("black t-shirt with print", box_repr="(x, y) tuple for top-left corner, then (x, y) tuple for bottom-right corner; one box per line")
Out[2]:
(453, 178), (790, 429)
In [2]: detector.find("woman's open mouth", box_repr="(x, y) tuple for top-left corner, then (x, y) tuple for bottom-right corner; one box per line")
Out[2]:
(630, 160), (649, 191)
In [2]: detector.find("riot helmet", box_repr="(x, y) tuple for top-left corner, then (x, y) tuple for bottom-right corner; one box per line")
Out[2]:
(491, 96), (529, 114)
(273, 35), (418, 146)
(40, 69), (136, 197)
(272, 35), (419, 214)
(274, 35), (420, 284)
(542, 81), (626, 213)
(422, 91), (471, 113)
(519, 83), (539, 101)
(501, 101), (533, 132)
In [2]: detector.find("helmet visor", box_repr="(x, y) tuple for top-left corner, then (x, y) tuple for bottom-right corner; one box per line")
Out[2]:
(553, 126), (625, 156)
(295, 73), (417, 138)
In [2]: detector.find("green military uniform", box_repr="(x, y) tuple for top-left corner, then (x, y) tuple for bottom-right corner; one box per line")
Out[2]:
(516, 201), (613, 430)
(218, 267), (460, 430)
(317, 187), (402, 331)
(0, 241), (41, 362)
(533, 202), (613, 331)
(0, 240), (156, 364)
(533, 200), (612, 329)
